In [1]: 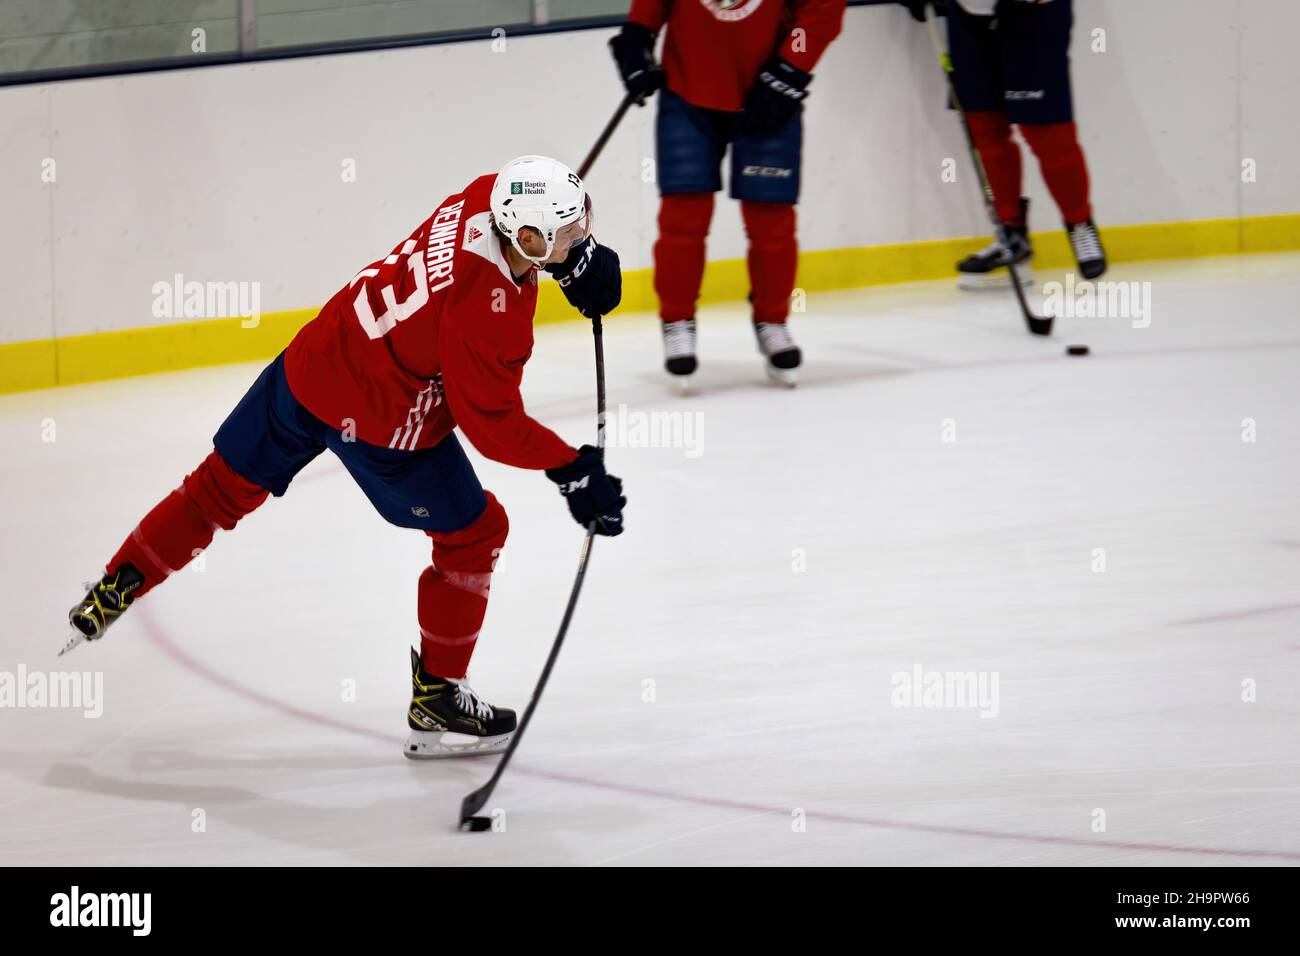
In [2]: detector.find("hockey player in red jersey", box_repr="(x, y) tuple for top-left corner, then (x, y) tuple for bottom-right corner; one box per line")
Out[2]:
(66, 156), (626, 758)
(609, 0), (847, 388)
(901, 0), (1106, 288)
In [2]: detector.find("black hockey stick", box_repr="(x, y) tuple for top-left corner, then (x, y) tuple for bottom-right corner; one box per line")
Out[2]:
(578, 91), (639, 180)
(924, 9), (1053, 336)
(458, 97), (630, 831)
(457, 330), (606, 832)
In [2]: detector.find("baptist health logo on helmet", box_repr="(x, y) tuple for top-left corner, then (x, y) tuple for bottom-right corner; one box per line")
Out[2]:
(511, 180), (548, 196)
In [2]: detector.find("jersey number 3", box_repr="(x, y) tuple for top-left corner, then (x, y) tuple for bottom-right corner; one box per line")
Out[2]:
(350, 238), (428, 340)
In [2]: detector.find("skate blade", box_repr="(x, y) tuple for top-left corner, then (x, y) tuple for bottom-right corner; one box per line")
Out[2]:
(957, 267), (1034, 291)
(58, 629), (87, 657)
(403, 729), (511, 759)
(667, 371), (696, 396)
(765, 365), (798, 388)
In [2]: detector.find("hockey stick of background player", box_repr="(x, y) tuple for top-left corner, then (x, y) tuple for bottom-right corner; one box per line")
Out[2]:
(924, 7), (1053, 337)
(577, 91), (639, 182)
(458, 95), (633, 831)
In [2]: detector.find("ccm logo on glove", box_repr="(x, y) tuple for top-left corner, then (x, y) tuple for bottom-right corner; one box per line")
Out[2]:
(546, 235), (622, 319)
(545, 445), (626, 537)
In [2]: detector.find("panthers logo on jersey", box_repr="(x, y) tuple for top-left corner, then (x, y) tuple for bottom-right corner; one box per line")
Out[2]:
(700, 0), (765, 22)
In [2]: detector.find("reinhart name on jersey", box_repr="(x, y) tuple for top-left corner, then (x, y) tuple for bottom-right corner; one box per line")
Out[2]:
(283, 174), (576, 471)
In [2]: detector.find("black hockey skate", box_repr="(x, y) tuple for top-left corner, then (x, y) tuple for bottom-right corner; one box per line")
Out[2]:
(958, 197), (1033, 291)
(1067, 218), (1107, 280)
(753, 321), (801, 387)
(662, 318), (697, 392)
(65, 564), (145, 652)
(404, 648), (516, 759)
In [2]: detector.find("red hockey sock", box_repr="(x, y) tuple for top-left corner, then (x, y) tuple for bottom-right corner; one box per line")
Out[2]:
(107, 450), (269, 597)
(966, 111), (1024, 226)
(654, 193), (715, 322)
(418, 492), (509, 680)
(741, 201), (797, 325)
(1020, 121), (1092, 225)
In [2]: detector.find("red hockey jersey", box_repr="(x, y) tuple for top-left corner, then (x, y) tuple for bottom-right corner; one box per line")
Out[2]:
(628, 0), (847, 113)
(283, 174), (577, 470)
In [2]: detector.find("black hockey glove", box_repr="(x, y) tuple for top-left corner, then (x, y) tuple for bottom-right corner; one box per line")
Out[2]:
(546, 445), (625, 537)
(609, 22), (666, 104)
(741, 57), (811, 137)
(545, 235), (622, 319)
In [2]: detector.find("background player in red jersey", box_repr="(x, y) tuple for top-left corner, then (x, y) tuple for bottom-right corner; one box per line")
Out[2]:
(901, 0), (1106, 288)
(610, 0), (847, 389)
(66, 155), (626, 758)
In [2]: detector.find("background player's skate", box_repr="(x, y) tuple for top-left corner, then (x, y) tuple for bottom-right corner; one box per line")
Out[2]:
(957, 197), (1035, 291)
(661, 317), (698, 392)
(753, 319), (801, 387)
(1067, 218), (1107, 279)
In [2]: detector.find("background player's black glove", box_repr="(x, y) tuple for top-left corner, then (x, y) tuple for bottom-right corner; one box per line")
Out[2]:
(546, 445), (625, 537)
(545, 235), (622, 319)
(609, 22), (665, 104)
(741, 57), (811, 137)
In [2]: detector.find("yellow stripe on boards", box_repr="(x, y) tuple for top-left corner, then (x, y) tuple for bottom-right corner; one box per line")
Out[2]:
(51, 309), (320, 390)
(2, 213), (1298, 396)
(0, 339), (58, 394)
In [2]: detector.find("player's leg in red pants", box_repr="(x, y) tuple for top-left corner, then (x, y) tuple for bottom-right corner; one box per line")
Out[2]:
(106, 449), (269, 597)
(417, 492), (509, 680)
(966, 111), (1026, 227)
(100, 434), (507, 684)
(101, 352), (320, 598)
(1019, 121), (1092, 226)
(654, 193), (715, 321)
(740, 201), (798, 324)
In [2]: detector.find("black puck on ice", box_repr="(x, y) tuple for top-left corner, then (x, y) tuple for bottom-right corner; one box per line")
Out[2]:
(461, 816), (492, 832)
(1066, 345), (1090, 356)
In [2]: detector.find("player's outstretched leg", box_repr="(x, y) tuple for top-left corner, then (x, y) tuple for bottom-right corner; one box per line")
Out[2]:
(67, 449), (270, 642)
(67, 354), (323, 649)
(957, 197), (1034, 290)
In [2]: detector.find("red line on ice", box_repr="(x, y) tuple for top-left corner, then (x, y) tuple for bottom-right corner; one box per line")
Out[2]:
(137, 605), (1300, 862)
(1172, 603), (1300, 626)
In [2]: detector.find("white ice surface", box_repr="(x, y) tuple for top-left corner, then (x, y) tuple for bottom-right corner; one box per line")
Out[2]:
(2, 254), (1298, 866)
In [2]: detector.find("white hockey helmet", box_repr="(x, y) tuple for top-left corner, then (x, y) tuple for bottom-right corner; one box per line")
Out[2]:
(490, 155), (587, 266)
